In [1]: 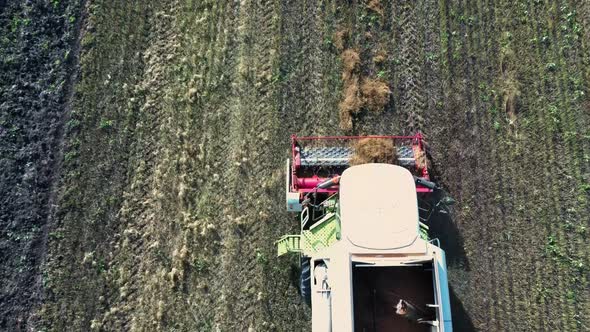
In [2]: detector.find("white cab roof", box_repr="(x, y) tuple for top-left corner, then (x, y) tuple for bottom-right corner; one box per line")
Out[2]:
(339, 164), (419, 250)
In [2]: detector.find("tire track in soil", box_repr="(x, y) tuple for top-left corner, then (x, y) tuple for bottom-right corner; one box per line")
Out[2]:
(468, 2), (505, 330)
(164, 0), (244, 329)
(279, 0), (336, 137)
(516, 3), (543, 330)
(214, 0), (289, 329)
(469, 1), (513, 330)
(488, 2), (527, 330)
(509, 2), (549, 329)
(529, 2), (572, 328)
(167, 1), (239, 329)
(524, 2), (553, 330)
(541, 1), (582, 329)
(103, 2), (182, 330)
(190, 2), (244, 329)
(98, 1), (235, 330)
(395, 0), (426, 134)
(467, 0), (502, 329)
(572, 2), (590, 327)
(529, 3), (564, 330)
(42, 0), (163, 330)
(549, 1), (589, 328)
(425, 0), (487, 328)
(477, 1), (509, 330)
(483, 1), (504, 326)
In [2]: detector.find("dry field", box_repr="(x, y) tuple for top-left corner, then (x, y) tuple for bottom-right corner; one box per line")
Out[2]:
(1, 0), (589, 331)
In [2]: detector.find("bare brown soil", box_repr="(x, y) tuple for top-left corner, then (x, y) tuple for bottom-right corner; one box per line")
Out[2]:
(1, 0), (590, 331)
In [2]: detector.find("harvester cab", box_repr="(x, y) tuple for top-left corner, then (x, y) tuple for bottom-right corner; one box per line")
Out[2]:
(277, 134), (453, 332)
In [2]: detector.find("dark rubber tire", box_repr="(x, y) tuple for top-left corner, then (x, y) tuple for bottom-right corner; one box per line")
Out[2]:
(300, 256), (312, 306)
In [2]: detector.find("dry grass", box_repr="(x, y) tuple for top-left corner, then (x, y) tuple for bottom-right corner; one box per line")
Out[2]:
(333, 29), (349, 51)
(349, 138), (397, 165)
(366, 0), (384, 16)
(373, 50), (387, 64)
(413, 146), (430, 170)
(339, 76), (362, 130)
(361, 78), (391, 113)
(502, 77), (520, 123)
(341, 49), (360, 81)
(338, 50), (391, 129)
(339, 49), (362, 130)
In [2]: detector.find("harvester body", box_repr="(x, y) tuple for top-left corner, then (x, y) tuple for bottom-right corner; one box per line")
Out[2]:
(278, 134), (453, 332)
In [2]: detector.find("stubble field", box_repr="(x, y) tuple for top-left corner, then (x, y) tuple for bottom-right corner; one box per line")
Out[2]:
(1, 0), (589, 331)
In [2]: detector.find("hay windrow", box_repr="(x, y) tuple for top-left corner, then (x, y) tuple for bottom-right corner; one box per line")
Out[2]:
(349, 138), (397, 165)
(339, 77), (362, 130)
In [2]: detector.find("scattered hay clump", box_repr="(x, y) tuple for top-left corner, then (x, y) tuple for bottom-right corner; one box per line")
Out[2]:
(339, 49), (362, 130)
(349, 138), (397, 165)
(339, 76), (362, 128)
(341, 49), (360, 81)
(361, 79), (391, 113)
(373, 50), (388, 64)
(333, 29), (349, 51)
(366, 0), (384, 16)
(413, 146), (430, 170)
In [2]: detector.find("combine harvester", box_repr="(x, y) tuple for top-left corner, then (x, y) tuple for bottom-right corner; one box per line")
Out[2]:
(277, 134), (453, 332)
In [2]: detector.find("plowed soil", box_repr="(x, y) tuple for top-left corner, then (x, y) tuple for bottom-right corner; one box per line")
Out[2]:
(1, 1), (589, 331)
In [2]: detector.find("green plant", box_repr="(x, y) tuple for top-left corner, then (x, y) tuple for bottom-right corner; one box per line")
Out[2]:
(425, 52), (437, 62)
(99, 119), (114, 129)
(48, 231), (65, 240)
(255, 249), (268, 265)
(547, 105), (560, 124)
(493, 121), (500, 130)
(64, 150), (78, 162)
(66, 118), (80, 131)
(192, 259), (209, 273)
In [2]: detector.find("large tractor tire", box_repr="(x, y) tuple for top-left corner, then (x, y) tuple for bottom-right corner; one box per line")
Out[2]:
(300, 256), (312, 306)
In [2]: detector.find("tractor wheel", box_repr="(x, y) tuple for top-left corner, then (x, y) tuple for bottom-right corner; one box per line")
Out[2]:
(300, 256), (312, 306)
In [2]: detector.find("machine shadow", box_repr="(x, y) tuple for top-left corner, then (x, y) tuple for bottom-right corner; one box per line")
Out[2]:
(449, 286), (477, 331)
(421, 153), (470, 271)
(419, 190), (469, 271)
(425, 200), (470, 271)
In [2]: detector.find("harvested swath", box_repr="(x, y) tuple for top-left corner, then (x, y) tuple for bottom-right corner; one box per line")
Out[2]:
(349, 138), (397, 166)
(361, 78), (391, 113)
(339, 77), (362, 130)
(339, 49), (362, 130)
(341, 49), (360, 81)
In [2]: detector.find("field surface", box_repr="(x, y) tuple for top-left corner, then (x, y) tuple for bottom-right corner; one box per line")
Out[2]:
(1, 0), (589, 331)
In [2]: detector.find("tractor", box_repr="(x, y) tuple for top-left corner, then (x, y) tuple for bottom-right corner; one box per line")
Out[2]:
(277, 134), (453, 332)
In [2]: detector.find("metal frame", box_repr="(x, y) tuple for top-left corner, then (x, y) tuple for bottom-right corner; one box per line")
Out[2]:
(290, 133), (432, 202)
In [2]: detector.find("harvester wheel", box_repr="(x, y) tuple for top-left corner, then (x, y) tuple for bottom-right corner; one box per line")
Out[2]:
(300, 256), (312, 306)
